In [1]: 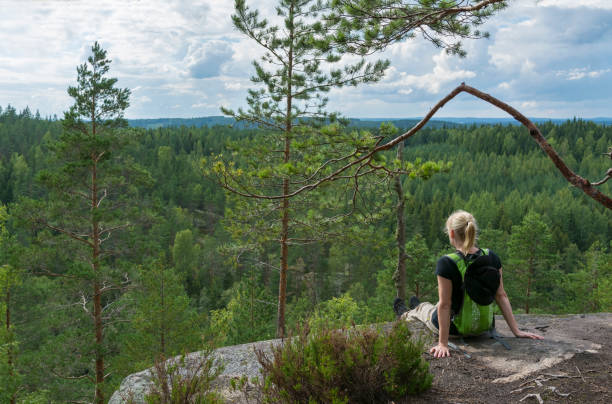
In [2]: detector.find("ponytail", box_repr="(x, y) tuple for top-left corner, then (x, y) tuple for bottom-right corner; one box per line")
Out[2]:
(462, 221), (476, 253)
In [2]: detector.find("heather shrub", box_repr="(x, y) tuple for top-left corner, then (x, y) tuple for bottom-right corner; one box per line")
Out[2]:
(255, 321), (432, 403)
(143, 348), (224, 404)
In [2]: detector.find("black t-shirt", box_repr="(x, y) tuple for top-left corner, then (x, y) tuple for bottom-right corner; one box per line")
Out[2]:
(431, 248), (502, 335)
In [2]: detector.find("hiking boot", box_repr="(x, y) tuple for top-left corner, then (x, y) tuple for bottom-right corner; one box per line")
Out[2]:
(409, 296), (420, 310)
(393, 297), (409, 319)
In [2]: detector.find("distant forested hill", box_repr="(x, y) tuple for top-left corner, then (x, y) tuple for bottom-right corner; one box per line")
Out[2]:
(402, 117), (612, 126)
(127, 116), (458, 129)
(128, 116), (236, 129)
(127, 115), (612, 129)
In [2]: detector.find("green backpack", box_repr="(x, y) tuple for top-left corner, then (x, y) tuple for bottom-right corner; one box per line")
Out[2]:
(446, 248), (499, 336)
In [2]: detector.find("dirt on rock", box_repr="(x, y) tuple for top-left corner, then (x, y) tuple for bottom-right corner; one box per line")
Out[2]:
(405, 313), (612, 404)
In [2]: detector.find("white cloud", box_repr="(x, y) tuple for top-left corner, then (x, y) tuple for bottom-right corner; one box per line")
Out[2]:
(162, 82), (196, 96)
(520, 100), (538, 109)
(556, 68), (611, 80)
(536, 0), (612, 9)
(377, 51), (476, 96)
(186, 41), (235, 79)
(191, 102), (217, 109)
(224, 82), (244, 91)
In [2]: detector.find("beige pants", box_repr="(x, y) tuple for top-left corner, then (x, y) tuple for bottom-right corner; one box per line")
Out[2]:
(400, 302), (440, 335)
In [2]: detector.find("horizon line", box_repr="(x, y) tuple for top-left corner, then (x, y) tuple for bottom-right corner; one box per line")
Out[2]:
(125, 116), (612, 121)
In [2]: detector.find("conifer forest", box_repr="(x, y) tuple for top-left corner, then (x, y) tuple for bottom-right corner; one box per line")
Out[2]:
(1, 101), (611, 402)
(1, 1), (611, 403)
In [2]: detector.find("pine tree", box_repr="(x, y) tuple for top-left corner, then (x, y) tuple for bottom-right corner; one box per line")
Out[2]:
(563, 241), (612, 313)
(0, 205), (21, 404)
(115, 257), (205, 376)
(209, 273), (276, 346)
(172, 229), (200, 297)
(22, 42), (148, 404)
(404, 233), (435, 301)
(214, 0), (389, 337)
(506, 211), (554, 314)
(391, 143), (447, 301)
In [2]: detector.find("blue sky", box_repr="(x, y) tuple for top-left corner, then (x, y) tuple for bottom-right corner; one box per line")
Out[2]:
(1, 0), (611, 119)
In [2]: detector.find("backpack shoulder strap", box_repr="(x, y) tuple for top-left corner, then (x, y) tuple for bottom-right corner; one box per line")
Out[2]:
(447, 251), (467, 277)
(446, 252), (462, 263)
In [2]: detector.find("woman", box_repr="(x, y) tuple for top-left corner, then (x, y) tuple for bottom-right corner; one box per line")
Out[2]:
(394, 210), (543, 358)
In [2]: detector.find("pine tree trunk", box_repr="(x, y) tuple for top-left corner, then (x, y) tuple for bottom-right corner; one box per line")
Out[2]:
(160, 269), (166, 356)
(6, 287), (15, 404)
(93, 186), (104, 403)
(278, 169), (289, 339)
(251, 272), (255, 329)
(276, 2), (294, 339)
(93, 278), (103, 404)
(278, 122), (291, 337)
(394, 142), (407, 300)
(91, 113), (105, 404)
(525, 257), (534, 314)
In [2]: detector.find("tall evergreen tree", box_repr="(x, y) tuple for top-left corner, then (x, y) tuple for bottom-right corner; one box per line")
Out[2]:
(563, 241), (612, 313)
(115, 257), (205, 377)
(506, 211), (554, 314)
(0, 205), (21, 404)
(215, 0), (389, 337)
(209, 273), (277, 346)
(404, 233), (435, 301)
(0, 266), (20, 404)
(21, 42), (148, 404)
(172, 229), (200, 297)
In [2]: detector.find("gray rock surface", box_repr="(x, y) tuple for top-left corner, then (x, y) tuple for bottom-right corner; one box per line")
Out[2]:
(109, 313), (610, 403)
(108, 338), (281, 404)
(444, 313), (605, 383)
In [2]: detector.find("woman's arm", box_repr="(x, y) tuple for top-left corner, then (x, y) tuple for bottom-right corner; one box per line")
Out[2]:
(495, 268), (543, 340)
(430, 275), (453, 357)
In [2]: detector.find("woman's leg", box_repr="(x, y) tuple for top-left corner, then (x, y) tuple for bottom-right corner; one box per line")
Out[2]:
(400, 302), (439, 334)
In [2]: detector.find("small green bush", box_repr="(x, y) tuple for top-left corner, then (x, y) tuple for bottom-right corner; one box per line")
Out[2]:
(143, 348), (224, 404)
(308, 293), (361, 331)
(255, 322), (432, 403)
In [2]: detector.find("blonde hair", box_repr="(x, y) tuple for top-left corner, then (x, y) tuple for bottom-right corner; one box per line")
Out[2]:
(445, 210), (478, 254)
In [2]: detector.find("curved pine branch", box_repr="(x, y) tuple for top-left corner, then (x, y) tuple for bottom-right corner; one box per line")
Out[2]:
(216, 83), (612, 210)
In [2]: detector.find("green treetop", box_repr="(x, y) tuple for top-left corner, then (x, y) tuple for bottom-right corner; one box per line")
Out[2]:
(325, 0), (508, 56)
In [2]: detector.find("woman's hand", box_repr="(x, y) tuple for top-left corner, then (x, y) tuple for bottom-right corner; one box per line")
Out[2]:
(514, 330), (544, 340)
(430, 343), (451, 358)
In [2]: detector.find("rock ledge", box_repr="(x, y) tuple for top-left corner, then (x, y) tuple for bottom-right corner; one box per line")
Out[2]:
(109, 313), (609, 403)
